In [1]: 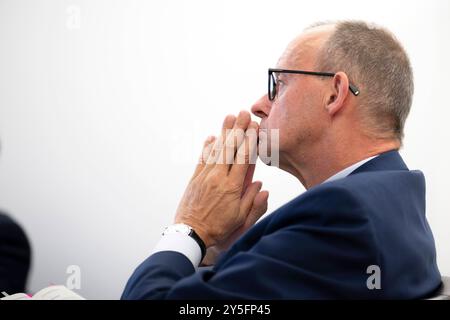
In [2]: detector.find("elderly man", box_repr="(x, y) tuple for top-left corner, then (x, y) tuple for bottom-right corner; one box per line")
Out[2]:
(122, 20), (441, 299)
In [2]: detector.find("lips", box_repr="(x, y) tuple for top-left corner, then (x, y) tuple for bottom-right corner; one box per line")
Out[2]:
(257, 127), (267, 146)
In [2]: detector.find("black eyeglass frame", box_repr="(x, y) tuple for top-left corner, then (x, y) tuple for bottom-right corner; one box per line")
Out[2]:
(268, 68), (360, 101)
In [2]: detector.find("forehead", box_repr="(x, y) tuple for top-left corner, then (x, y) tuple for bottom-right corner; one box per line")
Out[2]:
(277, 25), (335, 69)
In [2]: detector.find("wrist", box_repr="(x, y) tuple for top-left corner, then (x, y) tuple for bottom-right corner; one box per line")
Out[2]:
(163, 223), (207, 259)
(174, 218), (215, 248)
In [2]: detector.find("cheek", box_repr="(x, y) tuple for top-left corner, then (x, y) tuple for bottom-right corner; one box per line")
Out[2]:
(264, 86), (321, 150)
(278, 92), (321, 148)
(263, 103), (296, 151)
(263, 103), (281, 130)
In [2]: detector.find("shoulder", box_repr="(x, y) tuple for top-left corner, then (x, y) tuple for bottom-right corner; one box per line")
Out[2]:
(268, 169), (423, 228)
(276, 178), (366, 217)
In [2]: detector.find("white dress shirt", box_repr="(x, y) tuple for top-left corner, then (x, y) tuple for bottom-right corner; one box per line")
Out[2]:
(152, 155), (379, 269)
(322, 155), (378, 184)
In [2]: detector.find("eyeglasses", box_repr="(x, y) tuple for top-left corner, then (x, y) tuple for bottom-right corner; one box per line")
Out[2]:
(268, 68), (360, 101)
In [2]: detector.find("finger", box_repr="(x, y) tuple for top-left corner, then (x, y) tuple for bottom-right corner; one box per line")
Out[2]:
(241, 164), (255, 197)
(207, 115), (236, 165)
(229, 121), (259, 181)
(233, 110), (252, 132)
(243, 190), (269, 228)
(239, 181), (262, 219)
(217, 111), (250, 168)
(219, 126), (245, 168)
(193, 135), (216, 178)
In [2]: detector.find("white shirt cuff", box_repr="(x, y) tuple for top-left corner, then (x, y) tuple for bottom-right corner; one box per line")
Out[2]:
(151, 233), (202, 269)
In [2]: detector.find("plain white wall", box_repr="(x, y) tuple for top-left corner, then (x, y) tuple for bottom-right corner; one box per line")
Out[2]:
(0, 0), (449, 299)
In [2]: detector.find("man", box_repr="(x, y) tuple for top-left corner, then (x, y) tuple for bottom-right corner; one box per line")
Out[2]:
(122, 20), (441, 299)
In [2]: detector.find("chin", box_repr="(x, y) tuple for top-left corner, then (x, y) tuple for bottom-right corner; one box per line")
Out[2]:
(257, 142), (280, 167)
(257, 128), (282, 167)
(258, 153), (272, 166)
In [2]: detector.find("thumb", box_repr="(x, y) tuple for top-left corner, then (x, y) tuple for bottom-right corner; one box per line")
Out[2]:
(243, 190), (269, 228)
(239, 181), (262, 218)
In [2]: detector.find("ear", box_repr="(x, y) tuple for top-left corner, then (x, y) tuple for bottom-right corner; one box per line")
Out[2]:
(325, 72), (350, 117)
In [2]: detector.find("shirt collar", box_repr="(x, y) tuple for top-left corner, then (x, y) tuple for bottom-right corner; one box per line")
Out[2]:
(322, 155), (379, 184)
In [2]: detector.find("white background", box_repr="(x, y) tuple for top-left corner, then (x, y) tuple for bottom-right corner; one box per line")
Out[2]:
(0, 0), (449, 299)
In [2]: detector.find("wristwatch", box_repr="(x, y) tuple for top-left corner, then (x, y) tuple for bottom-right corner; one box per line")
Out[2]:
(162, 223), (207, 260)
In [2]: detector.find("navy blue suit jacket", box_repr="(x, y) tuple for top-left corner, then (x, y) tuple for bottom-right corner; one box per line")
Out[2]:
(0, 213), (31, 293)
(122, 150), (441, 299)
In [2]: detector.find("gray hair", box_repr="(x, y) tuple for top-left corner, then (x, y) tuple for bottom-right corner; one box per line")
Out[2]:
(311, 20), (414, 143)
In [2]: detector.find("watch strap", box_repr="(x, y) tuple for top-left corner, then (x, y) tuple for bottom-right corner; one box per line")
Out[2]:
(188, 228), (206, 260)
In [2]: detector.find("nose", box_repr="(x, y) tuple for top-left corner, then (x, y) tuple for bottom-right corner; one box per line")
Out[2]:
(251, 95), (271, 119)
